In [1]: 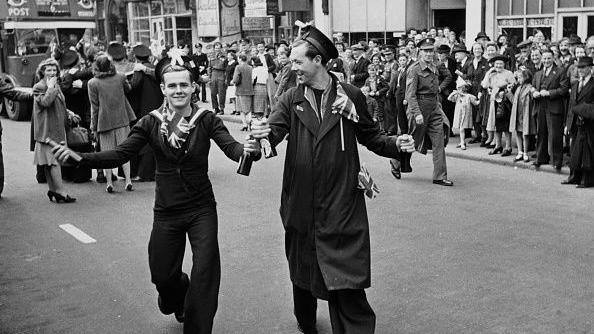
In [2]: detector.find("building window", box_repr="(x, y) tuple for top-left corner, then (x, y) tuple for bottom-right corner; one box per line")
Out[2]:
(526, 0), (539, 14)
(558, 0), (581, 8)
(542, 0), (554, 13)
(497, 0), (510, 16)
(511, 0), (524, 15)
(585, 0), (594, 7)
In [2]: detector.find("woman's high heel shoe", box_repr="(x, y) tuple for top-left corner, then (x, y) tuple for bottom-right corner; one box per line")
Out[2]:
(48, 191), (76, 203)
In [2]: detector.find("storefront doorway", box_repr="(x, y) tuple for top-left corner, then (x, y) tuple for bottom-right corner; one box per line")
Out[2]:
(558, 12), (594, 39)
(434, 9), (465, 35)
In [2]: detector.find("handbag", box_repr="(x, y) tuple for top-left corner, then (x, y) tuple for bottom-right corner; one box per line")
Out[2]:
(66, 123), (90, 147)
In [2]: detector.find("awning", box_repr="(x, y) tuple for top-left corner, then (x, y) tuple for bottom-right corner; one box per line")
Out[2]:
(2, 21), (96, 29)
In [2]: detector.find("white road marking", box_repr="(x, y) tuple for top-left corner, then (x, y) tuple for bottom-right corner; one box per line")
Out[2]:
(59, 224), (97, 244)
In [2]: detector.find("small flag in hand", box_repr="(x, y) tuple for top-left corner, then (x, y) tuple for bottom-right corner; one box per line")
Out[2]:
(357, 164), (379, 199)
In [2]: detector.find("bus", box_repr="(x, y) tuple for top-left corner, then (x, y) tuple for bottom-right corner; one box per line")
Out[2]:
(0, 0), (97, 120)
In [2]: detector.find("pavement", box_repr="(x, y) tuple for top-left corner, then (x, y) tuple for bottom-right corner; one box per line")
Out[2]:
(217, 112), (569, 176)
(1, 116), (593, 334)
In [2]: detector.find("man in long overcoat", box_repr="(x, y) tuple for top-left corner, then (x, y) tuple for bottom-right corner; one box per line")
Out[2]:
(531, 49), (570, 170)
(563, 56), (594, 187)
(251, 25), (414, 334)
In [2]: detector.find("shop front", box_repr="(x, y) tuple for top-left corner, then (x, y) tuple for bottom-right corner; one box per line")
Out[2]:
(494, 0), (594, 42)
(127, 0), (193, 51)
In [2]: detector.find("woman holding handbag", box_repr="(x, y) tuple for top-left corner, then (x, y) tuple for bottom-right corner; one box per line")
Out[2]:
(32, 58), (78, 203)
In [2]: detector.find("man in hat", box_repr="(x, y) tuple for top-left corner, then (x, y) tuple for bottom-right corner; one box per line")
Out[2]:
(58, 49), (93, 129)
(350, 43), (370, 88)
(399, 38), (453, 186)
(563, 56), (594, 187)
(250, 24), (415, 334)
(475, 32), (491, 47)
(531, 48), (570, 170)
(515, 39), (534, 71)
(0, 79), (33, 199)
(436, 44), (457, 134)
(127, 43), (163, 181)
(108, 41), (135, 75)
(192, 43), (209, 103)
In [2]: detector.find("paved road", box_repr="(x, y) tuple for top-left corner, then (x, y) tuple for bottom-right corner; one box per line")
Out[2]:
(1, 117), (592, 334)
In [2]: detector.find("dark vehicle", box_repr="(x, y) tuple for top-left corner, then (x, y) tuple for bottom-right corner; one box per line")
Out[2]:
(0, 0), (97, 120)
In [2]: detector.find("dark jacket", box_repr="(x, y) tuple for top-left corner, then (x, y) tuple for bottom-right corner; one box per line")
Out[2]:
(566, 77), (594, 134)
(59, 67), (94, 128)
(466, 57), (490, 96)
(439, 56), (457, 97)
(79, 107), (245, 213)
(225, 60), (238, 85)
(326, 58), (346, 81)
(532, 65), (570, 116)
(350, 56), (371, 88)
(128, 62), (163, 120)
(267, 76), (400, 297)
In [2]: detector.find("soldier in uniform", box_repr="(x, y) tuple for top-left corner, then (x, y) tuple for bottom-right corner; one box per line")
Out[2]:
(208, 42), (228, 115)
(398, 38), (454, 186)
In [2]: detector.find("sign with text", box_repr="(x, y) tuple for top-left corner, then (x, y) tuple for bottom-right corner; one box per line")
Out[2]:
(220, 0), (240, 37)
(241, 16), (272, 31)
(279, 0), (309, 11)
(244, 0), (265, 17)
(196, 0), (219, 37)
(36, 0), (71, 16)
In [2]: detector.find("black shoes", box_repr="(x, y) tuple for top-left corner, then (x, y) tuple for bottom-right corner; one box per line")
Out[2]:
(501, 148), (512, 157)
(488, 147), (503, 155)
(433, 179), (454, 186)
(561, 180), (576, 185)
(125, 183), (134, 191)
(469, 138), (482, 144)
(47, 191), (76, 203)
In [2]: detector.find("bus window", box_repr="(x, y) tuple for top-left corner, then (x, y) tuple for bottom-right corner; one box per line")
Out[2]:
(12, 29), (57, 56)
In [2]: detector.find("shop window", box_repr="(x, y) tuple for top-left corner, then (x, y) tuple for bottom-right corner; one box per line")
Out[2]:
(526, 0), (539, 14)
(132, 2), (149, 17)
(151, 1), (163, 16)
(11, 29), (56, 56)
(350, 32), (367, 45)
(163, 0), (176, 14)
(164, 31), (174, 47)
(541, 0), (554, 13)
(558, 0), (581, 8)
(511, 0), (524, 15)
(367, 32), (386, 44)
(585, 0), (594, 7)
(588, 15), (594, 37)
(529, 27), (551, 40)
(176, 16), (191, 29)
(165, 17), (173, 29)
(502, 28), (524, 42)
(562, 16), (579, 37)
(133, 31), (150, 46)
(497, 0), (510, 16)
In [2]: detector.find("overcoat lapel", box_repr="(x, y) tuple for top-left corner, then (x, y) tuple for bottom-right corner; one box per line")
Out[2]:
(315, 84), (339, 145)
(577, 79), (594, 103)
(292, 86), (320, 136)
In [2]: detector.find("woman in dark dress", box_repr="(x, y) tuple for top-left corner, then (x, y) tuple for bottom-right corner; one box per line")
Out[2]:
(466, 42), (490, 145)
(53, 52), (261, 333)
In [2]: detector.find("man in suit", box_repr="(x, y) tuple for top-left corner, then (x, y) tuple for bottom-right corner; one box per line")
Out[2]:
(389, 50), (414, 179)
(563, 56), (594, 187)
(436, 44), (457, 135)
(382, 45), (398, 135)
(350, 44), (370, 88)
(532, 48), (570, 170)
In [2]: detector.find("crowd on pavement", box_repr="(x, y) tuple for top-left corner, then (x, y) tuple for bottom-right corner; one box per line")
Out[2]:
(1, 19), (593, 334)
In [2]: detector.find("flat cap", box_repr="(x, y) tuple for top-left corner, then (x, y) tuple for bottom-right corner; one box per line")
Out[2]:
(132, 44), (151, 58)
(577, 56), (593, 67)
